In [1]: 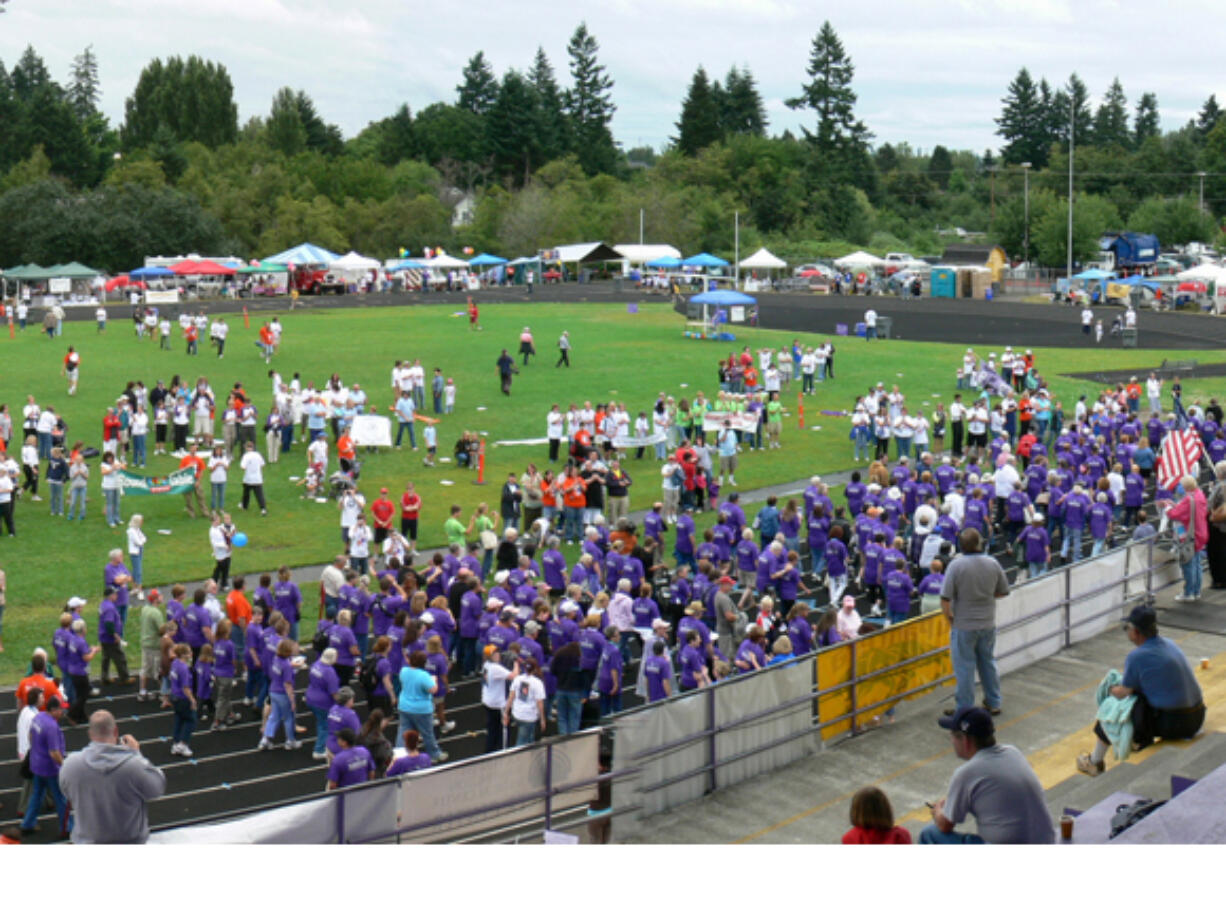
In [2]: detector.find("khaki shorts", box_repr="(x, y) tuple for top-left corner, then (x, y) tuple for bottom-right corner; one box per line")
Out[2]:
(194, 413), (213, 436)
(719, 454), (738, 475)
(141, 648), (160, 679)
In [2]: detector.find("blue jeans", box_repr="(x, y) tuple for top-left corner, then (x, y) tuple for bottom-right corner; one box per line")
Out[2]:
(396, 421), (416, 448)
(481, 549), (493, 579)
(1028, 561), (1046, 579)
(264, 692), (295, 742)
(515, 719), (539, 746)
(853, 434), (870, 461)
(49, 481), (64, 515)
(673, 548), (697, 572)
(1061, 525), (1082, 561)
(563, 506), (583, 541)
(951, 627), (1001, 711)
(38, 431), (52, 459)
(211, 482), (226, 511)
(1181, 554), (1203, 598)
(458, 637), (478, 676)
(310, 704), (329, 754)
(1091, 537), (1106, 557)
(245, 667), (264, 702)
(896, 437), (912, 460)
(599, 691), (623, 716)
(399, 710), (443, 760)
(130, 551), (143, 586)
(919, 824), (985, 844)
(22, 773), (70, 833)
(132, 434), (147, 467)
(557, 690), (584, 734)
(104, 488), (121, 526)
(172, 697), (197, 745)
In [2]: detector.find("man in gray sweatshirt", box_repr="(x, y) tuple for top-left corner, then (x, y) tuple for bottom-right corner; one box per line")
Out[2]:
(59, 710), (166, 843)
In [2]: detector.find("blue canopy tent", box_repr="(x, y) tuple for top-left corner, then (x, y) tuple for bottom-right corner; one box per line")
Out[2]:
(645, 255), (682, 269)
(263, 242), (340, 266)
(468, 253), (507, 267)
(683, 252), (730, 268)
(1072, 268), (1115, 281)
(130, 266), (175, 279)
(685, 290), (757, 340)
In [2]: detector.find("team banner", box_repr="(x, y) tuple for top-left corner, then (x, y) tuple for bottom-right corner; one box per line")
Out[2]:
(116, 467), (198, 495)
(701, 410), (759, 433)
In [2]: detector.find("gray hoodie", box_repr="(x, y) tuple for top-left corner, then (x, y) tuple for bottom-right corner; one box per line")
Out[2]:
(59, 740), (166, 844)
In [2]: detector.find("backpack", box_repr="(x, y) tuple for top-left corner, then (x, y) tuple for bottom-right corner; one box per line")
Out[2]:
(358, 654), (381, 696)
(1109, 798), (1166, 839)
(311, 626), (330, 655)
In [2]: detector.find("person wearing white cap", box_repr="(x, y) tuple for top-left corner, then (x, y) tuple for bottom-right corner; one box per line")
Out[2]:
(1017, 513), (1050, 579)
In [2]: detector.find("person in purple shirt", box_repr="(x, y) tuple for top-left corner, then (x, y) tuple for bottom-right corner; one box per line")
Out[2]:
(259, 639), (300, 750)
(734, 627), (768, 673)
(883, 561), (914, 625)
(306, 649), (341, 759)
(103, 550), (132, 628)
(372, 578), (406, 638)
(97, 588), (130, 684)
(424, 635), (453, 732)
(569, 556), (596, 594)
(541, 538), (568, 594)
(631, 587), (660, 628)
(181, 590), (214, 662)
(786, 603), (814, 655)
(710, 517), (734, 564)
(596, 627), (624, 715)
(1017, 514), (1050, 578)
(1123, 466), (1146, 526)
(642, 639), (673, 702)
(1060, 485), (1091, 561)
(674, 508), (696, 570)
(326, 728), (375, 789)
(167, 643), (198, 757)
(456, 578), (484, 676)
(252, 574), (275, 616)
(211, 627), (238, 728)
(1088, 492), (1114, 556)
(325, 687), (361, 757)
(386, 729), (433, 777)
(755, 546), (779, 596)
(678, 630), (709, 691)
(824, 527), (850, 605)
(577, 611), (609, 686)
(21, 697), (70, 836)
(273, 570), (302, 642)
(775, 551), (807, 611)
(327, 610), (360, 685)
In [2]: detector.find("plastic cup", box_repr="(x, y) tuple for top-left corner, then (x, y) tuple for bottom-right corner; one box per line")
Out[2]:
(1060, 814), (1074, 841)
(1202, 658), (1210, 670)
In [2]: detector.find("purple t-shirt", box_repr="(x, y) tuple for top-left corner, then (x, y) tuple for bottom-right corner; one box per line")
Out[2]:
(244, 622), (264, 669)
(63, 633), (91, 677)
(1089, 502), (1113, 539)
(679, 644), (705, 688)
(596, 642), (624, 694)
(268, 655), (295, 694)
(824, 539), (848, 577)
(642, 653), (672, 702)
(195, 660), (214, 701)
(425, 652), (449, 698)
(104, 561), (130, 608)
(99, 598), (123, 644)
(326, 704), (361, 754)
(884, 570), (913, 618)
(28, 710), (66, 778)
(385, 753), (432, 777)
(542, 549), (568, 590)
(169, 658), (193, 700)
(214, 638), (237, 678)
(1019, 526), (1050, 563)
(306, 660), (340, 709)
(328, 745), (374, 788)
(273, 581), (302, 624)
(327, 624), (358, 667)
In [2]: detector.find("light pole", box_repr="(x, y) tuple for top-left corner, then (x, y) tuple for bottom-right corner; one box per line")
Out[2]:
(1198, 171), (1207, 212)
(1067, 96), (1075, 282)
(1021, 162), (1032, 267)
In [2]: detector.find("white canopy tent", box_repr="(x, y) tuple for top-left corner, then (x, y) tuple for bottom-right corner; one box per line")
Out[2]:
(834, 250), (887, 271)
(738, 247), (787, 269)
(615, 244), (681, 268)
(418, 253), (471, 270)
(1175, 263), (1226, 282)
(331, 251), (380, 272)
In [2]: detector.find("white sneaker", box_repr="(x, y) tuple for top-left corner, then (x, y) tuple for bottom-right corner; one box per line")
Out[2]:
(435, 751), (449, 762)
(286, 740), (303, 750)
(258, 738), (272, 751)
(441, 721), (457, 733)
(179, 744), (193, 757)
(311, 750), (328, 760)
(170, 742), (183, 755)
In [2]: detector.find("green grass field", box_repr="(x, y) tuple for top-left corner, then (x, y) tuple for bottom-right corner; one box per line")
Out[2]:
(1, 299), (1223, 683)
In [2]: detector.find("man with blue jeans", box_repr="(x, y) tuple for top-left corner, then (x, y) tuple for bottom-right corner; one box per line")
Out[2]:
(940, 528), (1009, 716)
(22, 697), (71, 836)
(921, 706), (1054, 844)
(393, 390), (417, 450)
(399, 652), (447, 763)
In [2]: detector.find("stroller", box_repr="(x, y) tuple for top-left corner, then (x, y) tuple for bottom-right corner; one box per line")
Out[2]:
(328, 465), (359, 500)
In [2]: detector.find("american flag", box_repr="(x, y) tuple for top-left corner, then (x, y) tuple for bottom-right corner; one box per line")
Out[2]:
(1157, 427), (1204, 491)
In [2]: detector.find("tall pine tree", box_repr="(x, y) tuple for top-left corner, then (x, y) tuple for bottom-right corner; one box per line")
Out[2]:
(674, 66), (721, 156)
(486, 70), (540, 185)
(1133, 92), (1160, 145)
(68, 46), (100, 120)
(563, 22), (618, 175)
(1092, 77), (1130, 148)
(720, 66), (767, 137)
(456, 52), (498, 116)
(996, 67), (1047, 166)
(1196, 94), (1222, 139)
(529, 47), (568, 163)
(1051, 73), (1092, 148)
(785, 21), (872, 185)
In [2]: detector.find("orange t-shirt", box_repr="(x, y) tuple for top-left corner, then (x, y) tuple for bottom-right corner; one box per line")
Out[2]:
(561, 476), (587, 508)
(226, 590), (252, 627)
(338, 435), (355, 461)
(16, 673), (64, 709)
(179, 453), (204, 479)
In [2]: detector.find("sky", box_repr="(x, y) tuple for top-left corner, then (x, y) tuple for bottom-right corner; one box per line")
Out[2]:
(3, 0), (1226, 156)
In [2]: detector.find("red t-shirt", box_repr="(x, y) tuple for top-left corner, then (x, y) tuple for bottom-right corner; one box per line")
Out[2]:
(400, 492), (421, 519)
(841, 825), (912, 845)
(371, 497), (395, 529)
(102, 414), (121, 441)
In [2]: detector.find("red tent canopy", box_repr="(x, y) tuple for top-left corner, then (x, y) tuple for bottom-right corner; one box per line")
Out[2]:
(104, 275), (130, 291)
(171, 259), (236, 276)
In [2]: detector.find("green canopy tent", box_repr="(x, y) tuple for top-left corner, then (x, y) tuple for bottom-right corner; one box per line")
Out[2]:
(236, 261), (290, 274)
(48, 261), (101, 279)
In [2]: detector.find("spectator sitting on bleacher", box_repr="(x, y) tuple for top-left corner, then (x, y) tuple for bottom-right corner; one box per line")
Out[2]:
(921, 706), (1054, 844)
(842, 786), (912, 844)
(1076, 604), (1205, 777)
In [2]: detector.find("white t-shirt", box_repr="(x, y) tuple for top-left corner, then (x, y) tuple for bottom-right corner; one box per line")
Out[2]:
(210, 524), (232, 560)
(481, 661), (513, 710)
(127, 526), (146, 555)
(131, 413), (149, 437)
(349, 523), (371, 558)
(546, 411), (564, 440)
(209, 455), (230, 483)
(864, 309), (877, 327)
(240, 451), (265, 484)
(339, 493), (364, 528)
(507, 673), (546, 722)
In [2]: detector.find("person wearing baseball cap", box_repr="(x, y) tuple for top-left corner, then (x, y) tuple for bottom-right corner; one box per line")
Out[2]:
(920, 706), (1053, 844)
(1075, 604), (1204, 777)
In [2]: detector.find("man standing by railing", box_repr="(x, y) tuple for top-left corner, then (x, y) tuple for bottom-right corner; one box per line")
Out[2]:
(940, 528), (1010, 716)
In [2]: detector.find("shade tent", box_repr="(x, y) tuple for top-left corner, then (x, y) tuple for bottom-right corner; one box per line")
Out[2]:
(738, 247), (786, 269)
(1175, 263), (1226, 282)
(130, 265), (175, 279)
(236, 261), (289, 275)
(546, 242), (621, 264)
(171, 258), (235, 276)
(417, 254), (470, 269)
(2, 264), (49, 279)
(614, 244), (681, 266)
(468, 253), (508, 267)
(834, 250), (887, 270)
(691, 290), (755, 306)
(263, 243), (340, 266)
(1072, 268), (1115, 281)
(330, 251), (381, 272)
(48, 261), (100, 279)
(682, 252), (729, 268)
(644, 256), (682, 269)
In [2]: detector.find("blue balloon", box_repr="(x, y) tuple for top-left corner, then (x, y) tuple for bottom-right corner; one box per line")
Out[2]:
(232, 532), (248, 548)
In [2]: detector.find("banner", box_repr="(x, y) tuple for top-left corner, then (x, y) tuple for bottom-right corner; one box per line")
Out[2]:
(116, 467), (198, 495)
(350, 415), (392, 447)
(145, 289), (180, 305)
(702, 410), (759, 433)
(49, 277), (71, 294)
(612, 432), (667, 448)
(852, 612), (951, 728)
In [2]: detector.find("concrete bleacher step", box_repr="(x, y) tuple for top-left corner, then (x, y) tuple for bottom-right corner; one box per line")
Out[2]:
(1047, 732), (1226, 816)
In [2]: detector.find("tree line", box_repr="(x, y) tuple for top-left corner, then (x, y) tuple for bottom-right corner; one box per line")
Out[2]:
(0, 21), (1222, 275)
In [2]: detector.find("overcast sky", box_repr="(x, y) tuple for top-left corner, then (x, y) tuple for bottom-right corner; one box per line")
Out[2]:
(3, 0), (1225, 155)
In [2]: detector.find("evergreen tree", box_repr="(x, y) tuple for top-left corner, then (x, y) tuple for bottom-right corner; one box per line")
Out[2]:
(68, 46), (100, 120)
(927, 144), (953, 190)
(720, 66), (767, 137)
(1051, 73), (1092, 148)
(674, 66), (721, 156)
(486, 70), (541, 185)
(1037, 77), (1060, 157)
(375, 103), (416, 166)
(267, 87), (307, 156)
(529, 47), (568, 162)
(10, 45), (51, 100)
(785, 20), (872, 185)
(1092, 77), (1130, 148)
(1133, 92), (1160, 146)
(0, 62), (18, 172)
(1196, 94), (1222, 139)
(294, 90), (343, 155)
(996, 67), (1047, 166)
(456, 52), (498, 116)
(563, 22), (618, 175)
(874, 142), (899, 174)
(122, 56), (238, 149)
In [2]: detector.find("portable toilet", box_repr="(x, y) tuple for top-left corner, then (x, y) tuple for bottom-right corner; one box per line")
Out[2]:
(930, 267), (956, 298)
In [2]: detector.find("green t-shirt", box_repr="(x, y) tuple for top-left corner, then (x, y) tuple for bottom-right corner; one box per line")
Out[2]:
(474, 515), (494, 536)
(678, 409), (692, 429)
(444, 517), (466, 545)
(140, 604), (165, 651)
(767, 401), (783, 422)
